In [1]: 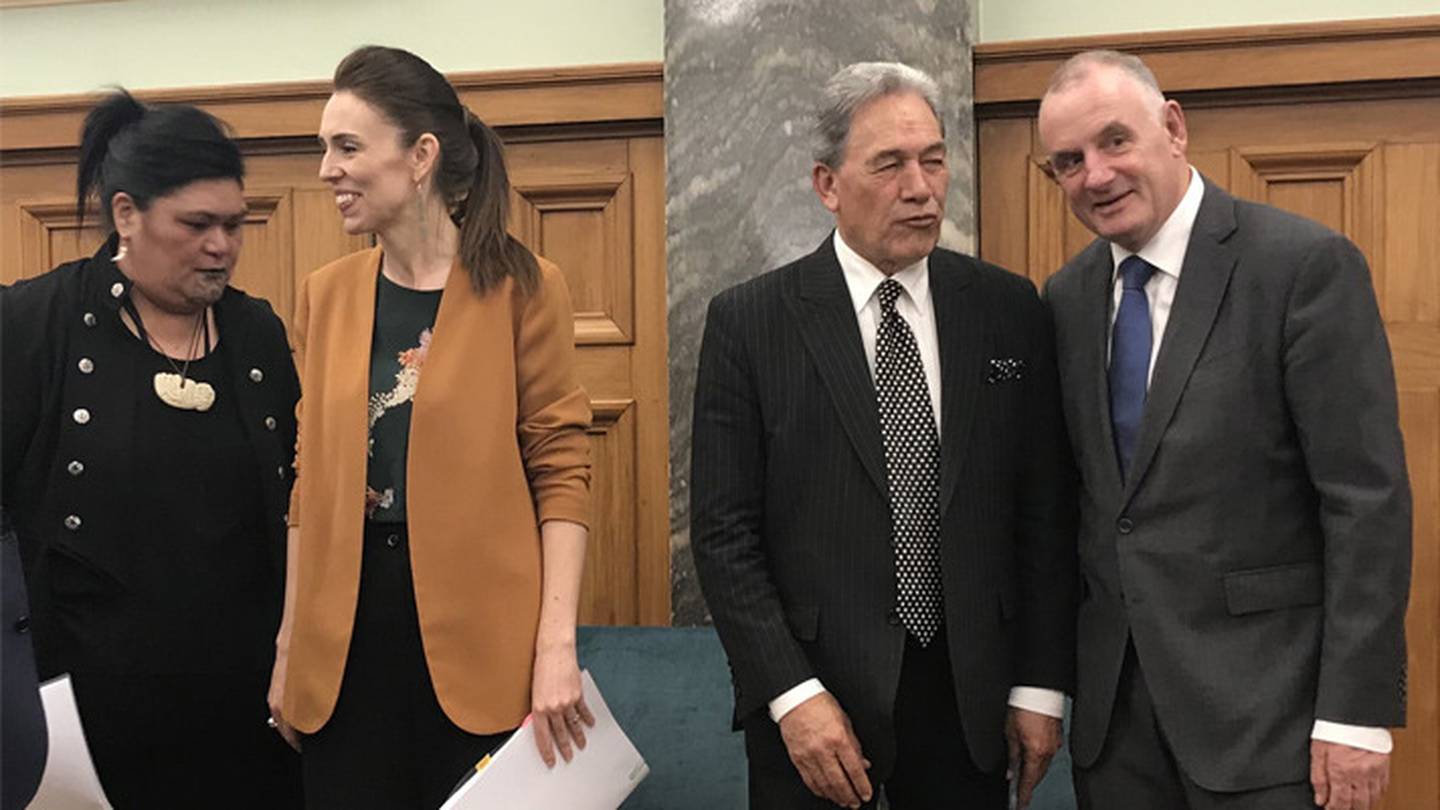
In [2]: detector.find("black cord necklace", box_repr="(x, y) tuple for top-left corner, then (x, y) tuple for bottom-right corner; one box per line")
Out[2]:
(122, 296), (216, 412)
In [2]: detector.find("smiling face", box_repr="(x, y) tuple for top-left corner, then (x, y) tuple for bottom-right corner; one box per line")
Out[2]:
(812, 90), (948, 274)
(317, 90), (425, 236)
(112, 178), (246, 314)
(1037, 63), (1190, 252)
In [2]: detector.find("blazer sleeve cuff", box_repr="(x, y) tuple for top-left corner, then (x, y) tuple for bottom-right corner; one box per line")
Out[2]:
(768, 679), (826, 723)
(1312, 720), (1393, 754)
(535, 490), (591, 531)
(1008, 686), (1066, 718)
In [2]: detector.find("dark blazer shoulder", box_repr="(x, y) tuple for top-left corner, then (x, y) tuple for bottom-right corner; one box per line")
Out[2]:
(218, 285), (288, 340)
(1232, 192), (1345, 250)
(1, 257), (88, 324)
(1046, 239), (1109, 298)
(706, 242), (823, 317)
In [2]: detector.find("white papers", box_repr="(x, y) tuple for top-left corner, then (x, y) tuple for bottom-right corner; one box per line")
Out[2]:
(439, 670), (649, 810)
(27, 675), (113, 810)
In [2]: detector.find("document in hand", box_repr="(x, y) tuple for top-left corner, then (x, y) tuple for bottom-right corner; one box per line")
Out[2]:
(28, 675), (114, 810)
(439, 670), (649, 810)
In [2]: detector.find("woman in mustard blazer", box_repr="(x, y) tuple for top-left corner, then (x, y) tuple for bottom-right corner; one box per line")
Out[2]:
(266, 46), (593, 808)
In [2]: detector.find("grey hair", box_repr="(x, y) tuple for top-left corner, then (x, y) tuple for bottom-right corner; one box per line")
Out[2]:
(1044, 49), (1165, 110)
(813, 61), (944, 168)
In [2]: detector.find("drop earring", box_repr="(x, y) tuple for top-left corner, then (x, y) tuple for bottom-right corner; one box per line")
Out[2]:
(112, 237), (129, 263)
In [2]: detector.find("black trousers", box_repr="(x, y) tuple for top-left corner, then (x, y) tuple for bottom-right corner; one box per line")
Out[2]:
(745, 630), (1007, 809)
(302, 522), (511, 809)
(1074, 643), (1313, 810)
(70, 668), (301, 809)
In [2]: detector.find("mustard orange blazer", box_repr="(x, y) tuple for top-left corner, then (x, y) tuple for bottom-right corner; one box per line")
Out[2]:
(281, 247), (591, 734)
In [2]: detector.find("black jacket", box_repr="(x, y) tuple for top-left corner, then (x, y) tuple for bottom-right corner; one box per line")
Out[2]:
(690, 238), (1077, 775)
(1, 240), (299, 678)
(1, 510), (45, 810)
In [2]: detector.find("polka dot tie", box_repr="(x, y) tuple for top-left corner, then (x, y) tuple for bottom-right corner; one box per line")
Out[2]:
(875, 279), (944, 646)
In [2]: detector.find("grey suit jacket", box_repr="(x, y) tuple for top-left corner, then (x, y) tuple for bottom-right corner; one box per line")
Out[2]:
(691, 238), (1077, 776)
(1045, 179), (1411, 792)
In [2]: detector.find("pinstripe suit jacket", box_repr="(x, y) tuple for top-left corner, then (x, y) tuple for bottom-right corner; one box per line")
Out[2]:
(690, 237), (1077, 775)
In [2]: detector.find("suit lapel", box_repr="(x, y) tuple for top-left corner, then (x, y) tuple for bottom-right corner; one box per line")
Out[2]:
(791, 238), (888, 495)
(931, 253), (982, 516)
(1124, 182), (1239, 500)
(1078, 245), (1125, 497)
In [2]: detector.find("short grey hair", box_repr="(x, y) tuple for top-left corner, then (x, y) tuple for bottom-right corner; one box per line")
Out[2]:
(1044, 49), (1165, 110)
(813, 61), (944, 168)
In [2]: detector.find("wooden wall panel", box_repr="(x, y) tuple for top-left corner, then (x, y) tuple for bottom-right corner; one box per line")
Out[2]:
(0, 65), (670, 627)
(505, 133), (666, 625)
(976, 17), (1440, 809)
(1397, 386), (1440, 807)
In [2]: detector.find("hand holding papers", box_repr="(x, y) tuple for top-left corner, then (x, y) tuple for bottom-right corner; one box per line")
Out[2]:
(27, 675), (113, 810)
(439, 670), (648, 810)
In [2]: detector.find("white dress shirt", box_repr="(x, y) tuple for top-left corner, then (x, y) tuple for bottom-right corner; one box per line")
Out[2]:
(769, 231), (1067, 724)
(1104, 168), (1391, 755)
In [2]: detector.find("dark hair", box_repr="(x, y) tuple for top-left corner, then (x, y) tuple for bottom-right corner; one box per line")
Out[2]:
(76, 89), (244, 231)
(333, 45), (539, 296)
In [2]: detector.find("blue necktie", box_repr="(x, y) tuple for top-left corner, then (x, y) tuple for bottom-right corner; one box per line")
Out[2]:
(1110, 256), (1157, 480)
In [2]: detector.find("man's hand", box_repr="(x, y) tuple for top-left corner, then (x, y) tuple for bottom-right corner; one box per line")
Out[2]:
(778, 692), (873, 808)
(1311, 740), (1390, 810)
(1006, 707), (1062, 810)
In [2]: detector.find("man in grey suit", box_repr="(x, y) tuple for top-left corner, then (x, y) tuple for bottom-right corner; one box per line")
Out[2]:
(692, 63), (1077, 808)
(1038, 50), (1411, 810)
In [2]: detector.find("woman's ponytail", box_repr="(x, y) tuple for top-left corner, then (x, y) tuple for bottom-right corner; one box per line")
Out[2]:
(76, 89), (147, 229)
(458, 111), (539, 296)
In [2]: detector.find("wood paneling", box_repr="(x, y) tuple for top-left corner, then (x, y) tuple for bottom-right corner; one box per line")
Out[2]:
(0, 64), (670, 627)
(0, 64), (662, 151)
(977, 18), (1440, 809)
(975, 15), (1440, 106)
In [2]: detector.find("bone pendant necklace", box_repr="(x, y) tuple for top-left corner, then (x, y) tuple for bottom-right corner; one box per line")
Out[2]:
(128, 299), (216, 412)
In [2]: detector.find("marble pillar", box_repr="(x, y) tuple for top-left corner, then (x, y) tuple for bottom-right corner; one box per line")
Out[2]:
(666, 0), (979, 623)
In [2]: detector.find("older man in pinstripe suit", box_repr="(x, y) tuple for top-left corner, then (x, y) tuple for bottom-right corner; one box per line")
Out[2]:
(691, 62), (1078, 809)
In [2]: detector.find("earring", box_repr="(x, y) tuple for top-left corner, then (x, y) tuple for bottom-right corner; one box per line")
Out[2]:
(112, 237), (129, 263)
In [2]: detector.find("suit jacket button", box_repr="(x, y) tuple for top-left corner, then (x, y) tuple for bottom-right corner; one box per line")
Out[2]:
(250, 368), (264, 383)
(78, 358), (95, 374)
(73, 408), (91, 425)
(1117, 517), (1134, 534)
(386, 533), (400, 549)
(83, 312), (97, 327)
(14, 616), (29, 633)
(67, 460), (85, 476)
(887, 610), (902, 626)
(63, 515), (82, 531)
(264, 416), (277, 431)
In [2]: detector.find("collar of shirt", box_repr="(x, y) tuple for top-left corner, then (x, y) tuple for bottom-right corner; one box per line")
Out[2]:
(833, 230), (931, 316)
(1110, 166), (1203, 282)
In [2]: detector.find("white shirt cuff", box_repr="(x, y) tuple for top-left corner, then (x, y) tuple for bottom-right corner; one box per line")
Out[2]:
(769, 678), (826, 723)
(1007, 686), (1066, 719)
(1311, 720), (1393, 754)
